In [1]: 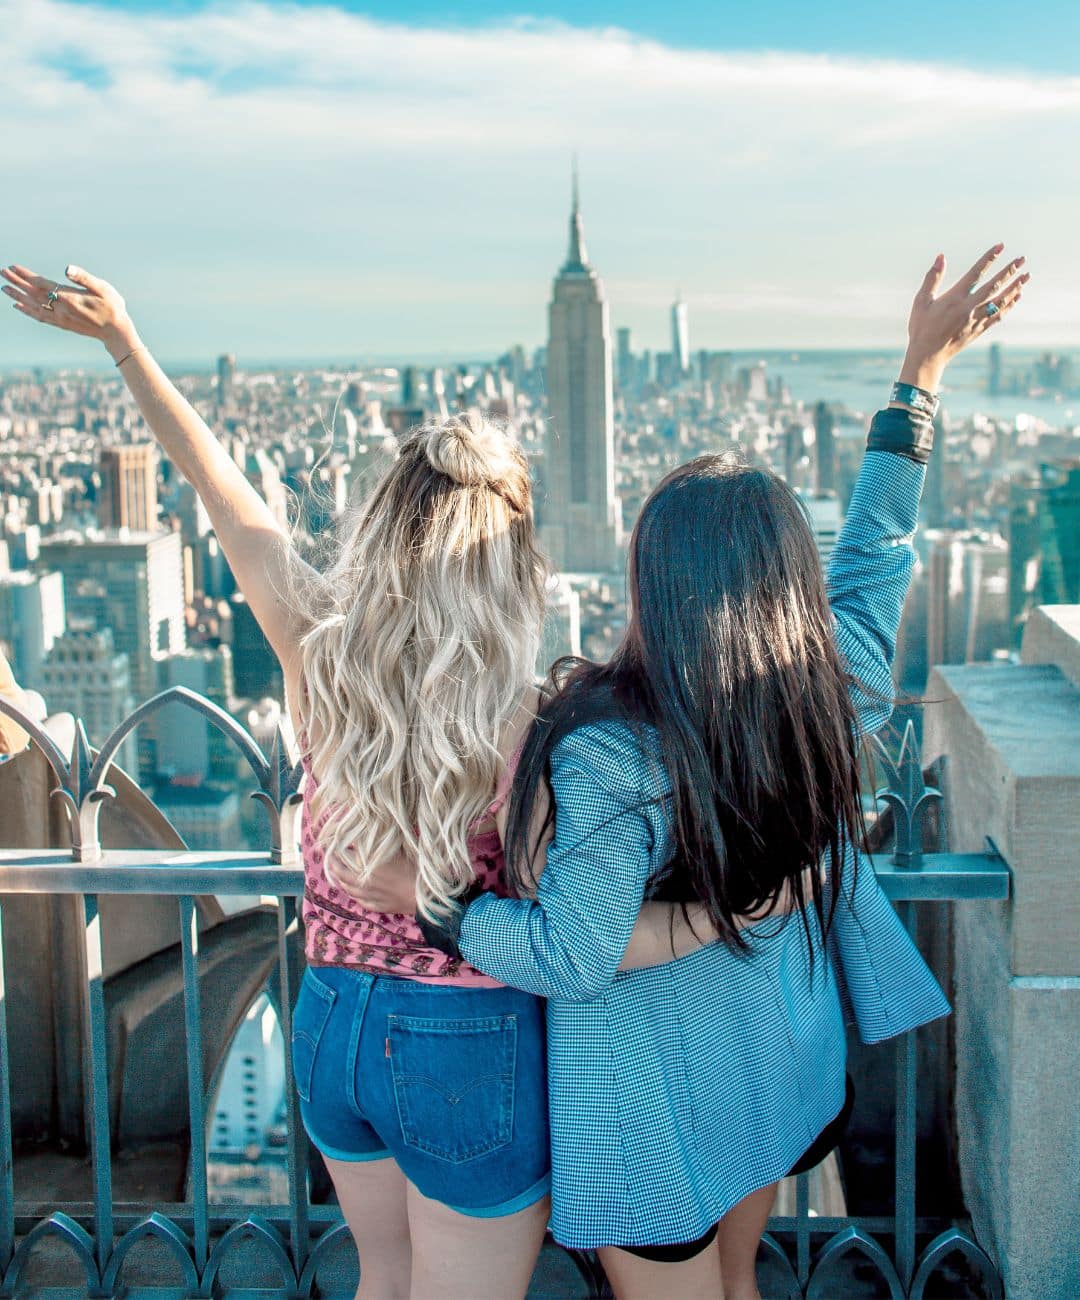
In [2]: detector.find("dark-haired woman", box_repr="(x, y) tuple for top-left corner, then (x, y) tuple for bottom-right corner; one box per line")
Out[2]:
(398, 246), (1028, 1299)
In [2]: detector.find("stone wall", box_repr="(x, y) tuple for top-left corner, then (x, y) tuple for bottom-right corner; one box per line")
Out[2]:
(922, 605), (1080, 1299)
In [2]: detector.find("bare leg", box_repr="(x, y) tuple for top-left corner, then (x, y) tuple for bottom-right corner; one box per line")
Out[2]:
(716, 1182), (778, 1300)
(406, 1179), (550, 1300)
(323, 1154), (411, 1300)
(598, 1242), (724, 1300)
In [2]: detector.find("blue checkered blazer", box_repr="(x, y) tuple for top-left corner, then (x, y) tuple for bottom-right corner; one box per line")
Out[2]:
(460, 449), (950, 1250)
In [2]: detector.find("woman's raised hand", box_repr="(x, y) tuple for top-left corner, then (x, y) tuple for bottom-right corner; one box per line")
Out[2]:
(901, 244), (1029, 392)
(2, 264), (140, 359)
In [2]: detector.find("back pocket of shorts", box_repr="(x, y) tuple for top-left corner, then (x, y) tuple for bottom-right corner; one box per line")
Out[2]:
(291, 971), (337, 1103)
(388, 1013), (516, 1164)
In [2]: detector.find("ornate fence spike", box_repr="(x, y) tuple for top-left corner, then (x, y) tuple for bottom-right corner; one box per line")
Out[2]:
(0, 687), (306, 862)
(871, 719), (943, 869)
(0, 696), (108, 862)
(251, 723), (306, 866)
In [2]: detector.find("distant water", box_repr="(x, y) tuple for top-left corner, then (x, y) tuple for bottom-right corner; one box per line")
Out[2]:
(735, 349), (1080, 425)
(5, 346), (1078, 428)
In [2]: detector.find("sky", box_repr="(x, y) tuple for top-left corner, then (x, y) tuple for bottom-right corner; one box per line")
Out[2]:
(3, 0), (1080, 366)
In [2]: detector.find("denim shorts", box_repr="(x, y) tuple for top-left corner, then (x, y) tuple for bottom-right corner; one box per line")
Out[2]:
(291, 965), (551, 1217)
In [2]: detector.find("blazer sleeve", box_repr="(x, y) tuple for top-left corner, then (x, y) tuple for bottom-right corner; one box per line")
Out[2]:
(826, 448), (925, 738)
(459, 722), (667, 1002)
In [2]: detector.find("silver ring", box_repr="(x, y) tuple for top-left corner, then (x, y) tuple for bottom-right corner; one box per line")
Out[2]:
(985, 302), (1000, 318)
(43, 286), (60, 312)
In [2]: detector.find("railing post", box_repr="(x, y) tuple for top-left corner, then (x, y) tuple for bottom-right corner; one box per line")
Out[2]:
(895, 900), (918, 1291)
(796, 1170), (811, 1288)
(276, 896), (310, 1274)
(0, 904), (14, 1272)
(80, 894), (114, 1287)
(179, 896), (210, 1275)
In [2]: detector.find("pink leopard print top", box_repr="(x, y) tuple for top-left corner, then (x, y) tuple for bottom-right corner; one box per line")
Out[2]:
(300, 744), (522, 985)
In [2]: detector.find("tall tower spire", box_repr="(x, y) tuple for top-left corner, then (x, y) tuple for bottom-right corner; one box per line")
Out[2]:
(565, 157), (589, 271)
(543, 158), (621, 573)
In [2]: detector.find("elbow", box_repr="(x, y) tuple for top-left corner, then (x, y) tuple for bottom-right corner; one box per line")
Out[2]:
(853, 663), (897, 739)
(859, 700), (895, 739)
(554, 955), (619, 1003)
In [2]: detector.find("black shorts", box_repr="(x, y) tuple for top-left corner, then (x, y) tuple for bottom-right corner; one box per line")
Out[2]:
(618, 1075), (856, 1264)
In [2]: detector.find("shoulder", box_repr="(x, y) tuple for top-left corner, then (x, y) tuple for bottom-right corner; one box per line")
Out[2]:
(552, 718), (668, 804)
(500, 686), (542, 758)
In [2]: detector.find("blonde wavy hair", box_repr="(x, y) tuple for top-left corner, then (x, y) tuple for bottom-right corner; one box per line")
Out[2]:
(294, 410), (547, 920)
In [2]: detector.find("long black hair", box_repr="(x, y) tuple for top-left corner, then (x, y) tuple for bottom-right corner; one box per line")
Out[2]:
(505, 454), (867, 954)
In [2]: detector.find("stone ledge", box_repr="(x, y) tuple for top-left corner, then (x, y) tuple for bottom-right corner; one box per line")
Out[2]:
(1021, 604), (1080, 687)
(923, 661), (1080, 978)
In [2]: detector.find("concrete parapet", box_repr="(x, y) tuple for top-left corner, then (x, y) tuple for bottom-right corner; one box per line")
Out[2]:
(1021, 603), (1080, 686)
(922, 605), (1080, 1300)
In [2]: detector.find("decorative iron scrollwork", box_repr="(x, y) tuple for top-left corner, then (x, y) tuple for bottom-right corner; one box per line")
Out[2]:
(870, 720), (943, 868)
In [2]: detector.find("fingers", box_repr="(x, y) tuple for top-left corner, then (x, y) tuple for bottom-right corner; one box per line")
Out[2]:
(951, 242), (1005, 296)
(970, 256), (1026, 306)
(5, 288), (59, 328)
(916, 253), (946, 304)
(2, 265), (82, 308)
(64, 264), (106, 294)
(1, 265), (47, 298)
(3, 264), (52, 292)
(972, 272), (1028, 335)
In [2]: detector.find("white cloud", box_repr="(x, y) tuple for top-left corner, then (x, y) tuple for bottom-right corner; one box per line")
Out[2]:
(3, 0), (1079, 358)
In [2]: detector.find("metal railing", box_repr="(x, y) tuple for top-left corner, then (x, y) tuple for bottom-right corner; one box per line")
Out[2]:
(0, 691), (1008, 1298)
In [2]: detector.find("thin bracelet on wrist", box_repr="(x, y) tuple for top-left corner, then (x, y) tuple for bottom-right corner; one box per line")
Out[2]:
(114, 344), (147, 369)
(890, 380), (939, 418)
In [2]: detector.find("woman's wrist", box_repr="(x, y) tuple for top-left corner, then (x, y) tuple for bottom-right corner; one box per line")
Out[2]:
(102, 318), (143, 363)
(896, 351), (945, 396)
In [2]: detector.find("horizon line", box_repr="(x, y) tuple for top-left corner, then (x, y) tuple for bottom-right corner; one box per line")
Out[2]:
(2, 341), (1078, 375)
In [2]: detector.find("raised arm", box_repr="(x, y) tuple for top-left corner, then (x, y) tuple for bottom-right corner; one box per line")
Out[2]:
(2, 263), (313, 681)
(0, 648), (32, 756)
(827, 244), (1028, 737)
(629, 245), (1031, 966)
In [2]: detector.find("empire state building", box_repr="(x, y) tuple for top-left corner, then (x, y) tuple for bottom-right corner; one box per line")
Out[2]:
(541, 174), (622, 573)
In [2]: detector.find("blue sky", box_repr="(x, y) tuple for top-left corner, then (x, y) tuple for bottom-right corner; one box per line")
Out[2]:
(64, 0), (1080, 75)
(4, 0), (1079, 364)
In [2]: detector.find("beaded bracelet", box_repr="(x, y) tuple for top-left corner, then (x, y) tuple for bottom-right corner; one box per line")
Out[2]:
(889, 381), (939, 418)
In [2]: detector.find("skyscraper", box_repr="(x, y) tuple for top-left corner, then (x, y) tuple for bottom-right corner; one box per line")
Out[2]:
(671, 293), (690, 376)
(783, 422), (806, 488)
(217, 354), (236, 407)
(97, 444), (159, 532)
(616, 327), (633, 391)
(542, 170), (622, 572)
(799, 494), (844, 569)
(924, 408), (948, 529)
(813, 401), (836, 495)
(40, 627), (139, 774)
(988, 342), (1003, 397)
(38, 530), (186, 705)
(0, 570), (66, 689)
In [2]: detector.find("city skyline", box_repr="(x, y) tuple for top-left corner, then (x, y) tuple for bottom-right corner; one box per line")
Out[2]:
(4, 0), (1080, 364)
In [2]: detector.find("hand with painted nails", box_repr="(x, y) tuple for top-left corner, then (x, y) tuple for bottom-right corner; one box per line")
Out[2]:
(1, 264), (141, 362)
(900, 244), (1029, 393)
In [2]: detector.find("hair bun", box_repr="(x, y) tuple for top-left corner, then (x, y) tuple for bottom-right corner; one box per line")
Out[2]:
(423, 411), (518, 488)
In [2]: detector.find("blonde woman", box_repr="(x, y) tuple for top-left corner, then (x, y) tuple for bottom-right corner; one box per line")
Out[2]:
(2, 261), (687, 1300)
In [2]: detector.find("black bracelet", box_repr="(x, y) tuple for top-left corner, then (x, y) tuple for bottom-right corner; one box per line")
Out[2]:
(889, 381), (940, 418)
(415, 882), (486, 960)
(415, 900), (466, 959)
(866, 407), (935, 465)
